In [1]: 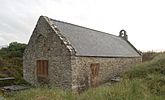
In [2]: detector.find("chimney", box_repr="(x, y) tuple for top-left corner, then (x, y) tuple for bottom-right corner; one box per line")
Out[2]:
(119, 30), (128, 40)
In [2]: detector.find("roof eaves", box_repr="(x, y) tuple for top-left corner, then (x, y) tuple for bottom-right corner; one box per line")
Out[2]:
(124, 39), (142, 56)
(75, 55), (141, 58)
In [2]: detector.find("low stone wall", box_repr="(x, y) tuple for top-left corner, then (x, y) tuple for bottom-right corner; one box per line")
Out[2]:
(71, 56), (142, 91)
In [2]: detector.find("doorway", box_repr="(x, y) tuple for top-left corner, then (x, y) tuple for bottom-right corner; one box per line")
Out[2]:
(90, 63), (100, 87)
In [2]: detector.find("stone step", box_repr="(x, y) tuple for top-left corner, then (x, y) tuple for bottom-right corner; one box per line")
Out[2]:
(0, 77), (15, 81)
(1, 85), (30, 94)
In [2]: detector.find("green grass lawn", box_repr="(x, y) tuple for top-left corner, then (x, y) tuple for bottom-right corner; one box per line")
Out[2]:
(4, 53), (165, 100)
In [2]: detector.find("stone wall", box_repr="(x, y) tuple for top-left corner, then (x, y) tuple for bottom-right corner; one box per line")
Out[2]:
(24, 16), (142, 91)
(23, 16), (72, 89)
(71, 56), (142, 91)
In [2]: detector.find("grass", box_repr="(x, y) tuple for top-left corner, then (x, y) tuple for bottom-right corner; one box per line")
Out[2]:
(2, 53), (165, 100)
(5, 79), (164, 100)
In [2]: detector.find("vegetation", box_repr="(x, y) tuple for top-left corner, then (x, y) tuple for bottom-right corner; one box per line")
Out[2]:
(4, 51), (165, 100)
(0, 42), (26, 58)
(0, 42), (165, 99)
(0, 42), (27, 85)
(142, 51), (165, 62)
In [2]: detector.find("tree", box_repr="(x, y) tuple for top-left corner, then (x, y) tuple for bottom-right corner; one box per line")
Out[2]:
(0, 42), (26, 58)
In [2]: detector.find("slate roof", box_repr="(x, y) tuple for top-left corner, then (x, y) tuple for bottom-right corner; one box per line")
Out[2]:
(50, 18), (141, 57)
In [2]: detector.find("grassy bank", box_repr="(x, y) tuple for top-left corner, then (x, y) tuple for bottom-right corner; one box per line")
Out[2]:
(0, 42), (27, 86)
(4, 53), (165, 100)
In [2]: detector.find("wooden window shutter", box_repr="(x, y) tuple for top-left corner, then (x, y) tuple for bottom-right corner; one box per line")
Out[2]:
(37, 60), (48, 78)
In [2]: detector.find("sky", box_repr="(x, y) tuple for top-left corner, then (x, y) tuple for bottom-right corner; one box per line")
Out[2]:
(0, 0), (165, 52)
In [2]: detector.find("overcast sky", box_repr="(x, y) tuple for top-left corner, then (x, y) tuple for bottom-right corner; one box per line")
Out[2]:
(0, 0), (165, 51)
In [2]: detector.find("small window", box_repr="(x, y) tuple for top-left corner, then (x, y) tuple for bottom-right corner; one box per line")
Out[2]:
(36, 60), (48, 78)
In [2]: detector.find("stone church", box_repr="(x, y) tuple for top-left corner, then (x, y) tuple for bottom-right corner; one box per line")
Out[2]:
(23, 16), (142, 91)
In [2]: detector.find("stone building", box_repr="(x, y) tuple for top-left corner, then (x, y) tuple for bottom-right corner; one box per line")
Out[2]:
(23, 16), (142, 91)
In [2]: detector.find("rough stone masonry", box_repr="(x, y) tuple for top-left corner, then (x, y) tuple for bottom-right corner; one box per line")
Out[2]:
(23, 16), (142, 92)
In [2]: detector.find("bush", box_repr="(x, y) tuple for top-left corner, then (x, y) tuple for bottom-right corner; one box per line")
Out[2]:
(0, 42), (26, 62)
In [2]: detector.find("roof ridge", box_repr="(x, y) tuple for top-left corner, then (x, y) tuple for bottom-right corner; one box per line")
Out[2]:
(48, 17), (119, 38)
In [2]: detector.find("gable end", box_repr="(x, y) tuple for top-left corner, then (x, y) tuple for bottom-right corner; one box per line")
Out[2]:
(43, 16), (76, 55)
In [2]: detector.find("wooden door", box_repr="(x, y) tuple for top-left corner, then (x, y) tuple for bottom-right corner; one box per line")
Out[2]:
(90, 63), (100, 87)
(36, 60), (48, 83)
